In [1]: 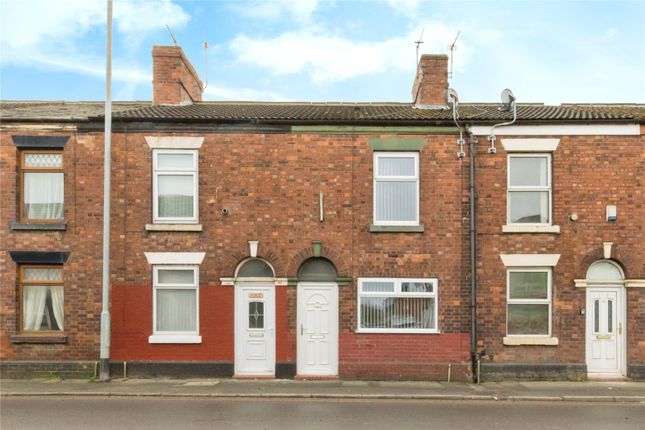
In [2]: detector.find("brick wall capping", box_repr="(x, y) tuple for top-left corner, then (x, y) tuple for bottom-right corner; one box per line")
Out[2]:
(503, 336), (559, 346)
(11, 222), (67, 231)
(145, 223), (203, 232)
(502, 224), (560, 234)
(286, 277), (352, 286)
(144, 252), (205, 265)
(499, 254), (560, 267)
(574, 279), (644, 288)
(369, 224), (425, 233)
(10, 334), (68, 344)
(11, 135), (69, 148)
(144, 136), (204, 149)
(290, 125), (460, 135)
(219, 277), (289, 286)
(501, 138), (560, 152)
(368, 138), (426, 151)
(9, 250), (70, 264)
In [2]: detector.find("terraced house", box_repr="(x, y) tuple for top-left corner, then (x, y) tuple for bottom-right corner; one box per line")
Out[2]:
(1, 46), (643, 381)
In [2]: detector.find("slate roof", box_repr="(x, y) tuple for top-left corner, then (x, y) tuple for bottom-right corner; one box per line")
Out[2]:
(0, 101), (149, 121)
(1, 100), (643, 124)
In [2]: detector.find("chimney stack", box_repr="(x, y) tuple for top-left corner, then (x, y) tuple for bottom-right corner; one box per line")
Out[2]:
(411, 54), (449, 106)
(152, 45), (203, 105)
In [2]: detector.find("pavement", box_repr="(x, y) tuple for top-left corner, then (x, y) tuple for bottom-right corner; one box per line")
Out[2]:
(1, 378), (644, 403)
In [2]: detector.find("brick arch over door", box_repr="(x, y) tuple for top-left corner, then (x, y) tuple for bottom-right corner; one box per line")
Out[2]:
(287, 245), (349, 278)
(224, 247), (286, 278)
(578, 247), (635, 279)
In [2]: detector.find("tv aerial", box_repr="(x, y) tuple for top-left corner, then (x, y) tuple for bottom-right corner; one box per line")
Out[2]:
(415, 28), (425, 65)
(444, 88), (465, 158)
(488, 89), (517, 154)
(448, 31), (460, 79)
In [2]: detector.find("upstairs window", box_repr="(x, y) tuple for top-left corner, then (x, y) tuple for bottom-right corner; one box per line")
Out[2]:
(20, 266), (64, 332)
(153, 150), (198, 223)
(373, 152), (419, 225)
(20, 151), (64, 221)
(507, 154), (551, 224)
(358, 278), (438, 333)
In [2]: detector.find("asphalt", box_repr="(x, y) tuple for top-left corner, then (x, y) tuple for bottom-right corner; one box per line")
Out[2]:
(1, 378), (644, 403)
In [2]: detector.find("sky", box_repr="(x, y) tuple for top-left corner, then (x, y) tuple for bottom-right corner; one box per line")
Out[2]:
(1, 0), (644, 104)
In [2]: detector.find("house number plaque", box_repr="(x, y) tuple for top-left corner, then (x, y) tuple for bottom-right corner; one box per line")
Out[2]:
(248, 292), (264, 299)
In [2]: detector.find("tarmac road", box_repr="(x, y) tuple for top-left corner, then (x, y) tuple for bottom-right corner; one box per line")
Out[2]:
(2, 397), (644, 430)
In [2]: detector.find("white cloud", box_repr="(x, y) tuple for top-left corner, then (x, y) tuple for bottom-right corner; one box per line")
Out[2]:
(385, 0), (422, 18)
(228, 0), (320, 24)
(229, 22), (471, 85)
(0, 0), (188, 87)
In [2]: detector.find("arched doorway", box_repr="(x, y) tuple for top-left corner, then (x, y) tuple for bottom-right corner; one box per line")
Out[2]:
(584, 260), (625, 378)
(296, 258), (339, 377)
(234, 258), (276, 377)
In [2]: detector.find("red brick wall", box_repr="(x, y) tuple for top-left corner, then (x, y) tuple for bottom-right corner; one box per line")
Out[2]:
(475, 134), (645, 367)
(105, 130), (470, 375)
(1, 130), (106, 361)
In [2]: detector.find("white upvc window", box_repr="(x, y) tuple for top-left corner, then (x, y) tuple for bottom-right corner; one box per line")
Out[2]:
(507, 153), (551, 225)
(506, 268), (552, 336)
(152, 149), (198, 223)
(357, 278), (438, 333)
(150, 265), (201, 343)
(373, 152), (419, 225)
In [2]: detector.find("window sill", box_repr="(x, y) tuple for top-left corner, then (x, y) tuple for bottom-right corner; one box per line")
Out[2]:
(148, 334), (202, 344)
(11, 222), (67, 231)
(503, 336), (559, 346)
(502, 224), (560, 234)
(369, 224), (425, 233)
(145, 224), (203, 232)
(10, 334), (68, 344)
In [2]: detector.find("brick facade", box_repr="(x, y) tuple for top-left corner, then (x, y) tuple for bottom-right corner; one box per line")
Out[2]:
(1, 45), (643, 381)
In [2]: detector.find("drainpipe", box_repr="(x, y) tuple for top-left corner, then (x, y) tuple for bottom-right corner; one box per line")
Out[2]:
(467, 128), (478, 382)
(99, 0), (113, 381)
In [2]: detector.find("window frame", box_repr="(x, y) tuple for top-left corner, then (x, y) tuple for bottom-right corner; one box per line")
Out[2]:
(19, 264), (64, 335)
(506, 268), (552, 337)
(373, 152), (420, 226)
(357, 277), (439, 334)
(19, 150), (65, 223)
(506, 153), (552, 226)
(152, 149), (199, 224)
(152, 265), (200, 338)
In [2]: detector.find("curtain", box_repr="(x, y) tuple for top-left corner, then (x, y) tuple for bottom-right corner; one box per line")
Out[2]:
(23, 286), (48, 330)
(50, 286), (64, 330)
(156, 289), (196, 332)
(158, 175), (194, 218)
(24, 172), (64, 219)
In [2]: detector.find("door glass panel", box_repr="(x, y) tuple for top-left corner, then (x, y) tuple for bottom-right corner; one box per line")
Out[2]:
(249, 301), (264, 329)
(607, 300), (613, 333)
(594, 299), (600, 333)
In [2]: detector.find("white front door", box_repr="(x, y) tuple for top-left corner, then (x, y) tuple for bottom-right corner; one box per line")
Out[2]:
(586, 288), (624, 377)
(297, 283), (339, 376)
(235, 284), (275, 376)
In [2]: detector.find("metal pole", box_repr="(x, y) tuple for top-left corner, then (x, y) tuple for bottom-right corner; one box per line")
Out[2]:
(99, 0), (113, 381)
(469, 134), (478, 382)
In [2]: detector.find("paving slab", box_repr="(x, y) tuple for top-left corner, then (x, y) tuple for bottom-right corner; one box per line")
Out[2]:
(1, 378), (644, 402)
